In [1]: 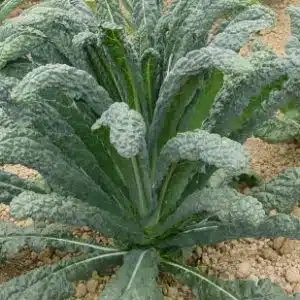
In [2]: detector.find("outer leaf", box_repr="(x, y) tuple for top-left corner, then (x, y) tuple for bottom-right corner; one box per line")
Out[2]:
(12, 64), (113, 117)
(0, 0), (25, 22)
(286, 6), (300, 41)
(209, 5), (275, 51)
(161, 214), (300, 249)
(9, 191), (144, 243)
(155, 129), (250, 188)
(0, 28), (47, 69)
(255, 115), (300, 142)
(0, 115), (118, 212)
(162, 260), (291, 300)
(92, 102), (146, 159)
(158, 187), (265, 235)
(0, 171), (47, 204)
(0, 251), (126, 300)
(0, 221), (119, 259)
(101, 249), (163, 300)
(202, 48), (286, 139)
(249, 168), (300, 213)
(160, 0), (251, 67)
(0, 57), (35, 79)
(0, 5), (93, 71)
(5, 97), (129, 209)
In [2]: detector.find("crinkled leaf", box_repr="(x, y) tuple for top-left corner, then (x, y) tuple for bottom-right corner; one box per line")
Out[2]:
(92, 102), (146, 158)
(0, 28), (47, 69)
(0, 116), (118, 212)
(286, 6), (300, 41)
(0, 171), (47, 204)
(0, 221), (120, 260)
(12, 64), (113, 117)
(161, 0), (252, 67)
(10, 191), (144, 243)
(203, 48), (286, 139)
(161, 213), (300, 249)
(158, 187), (265, 235)
(250, 168), (300, 213)
(0, 0), (25, 22)
(162, 260), (291, 300)
(255, 115), (300, 142)
(155, 129), (250, 188)
(101, 249), (163, 300)
(210, 5), (275, 51)
(0, 251), (126, 300)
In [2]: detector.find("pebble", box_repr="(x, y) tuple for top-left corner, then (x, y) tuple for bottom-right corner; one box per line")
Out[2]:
(280, 240), (298, 255)
(75, 283), (87, 298)
(261, 247), (278, 261)
(236, 262), (251, 279)
(292, 207), (300, 218)
(273, 237), (285, 251)
(167, 286), (178, 297)
(285, 268), (300, 283)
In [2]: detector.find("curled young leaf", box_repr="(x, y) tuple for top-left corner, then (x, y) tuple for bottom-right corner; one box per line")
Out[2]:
(92, 102), (146, 158)
(155, 129), (250, 187)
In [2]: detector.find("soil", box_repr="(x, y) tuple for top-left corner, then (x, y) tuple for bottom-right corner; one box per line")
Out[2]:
(1, 0), (300, 299)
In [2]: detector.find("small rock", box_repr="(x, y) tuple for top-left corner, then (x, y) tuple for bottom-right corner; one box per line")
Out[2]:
(273, 237), (285, 251)
(81, 226), (90, 232)
(86, 279), (99, 293)
(285, 267), (300, 283)
(280, 240), (298, 255)
(293, 283), (300, 294)
(167, 286), (178, 297)
(269, 209), (277, 216)
(260, 247), (278, 261)
(236, 262), (251, 279)
(31, 251), (38, 261)
(81, 232), (91, 240)
(196, 246), (202, 257)
(75, 283), (87, 298)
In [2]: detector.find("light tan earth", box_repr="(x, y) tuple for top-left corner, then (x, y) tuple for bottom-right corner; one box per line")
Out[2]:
(1, 0), (300, 299)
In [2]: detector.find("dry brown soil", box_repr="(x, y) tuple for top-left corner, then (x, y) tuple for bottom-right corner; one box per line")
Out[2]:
(1, 0), (300, 299)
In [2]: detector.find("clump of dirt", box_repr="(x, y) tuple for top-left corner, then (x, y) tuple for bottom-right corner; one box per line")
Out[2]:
(245, 138), (300, 181)
(0, 164), (38, 180)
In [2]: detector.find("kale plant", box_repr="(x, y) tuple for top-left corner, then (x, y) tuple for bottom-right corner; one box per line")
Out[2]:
(1, 1), (300, 299)
(255, 6), (300, 143)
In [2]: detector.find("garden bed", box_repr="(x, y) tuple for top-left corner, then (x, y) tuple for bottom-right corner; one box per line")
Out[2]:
(1, 0), (300, 299)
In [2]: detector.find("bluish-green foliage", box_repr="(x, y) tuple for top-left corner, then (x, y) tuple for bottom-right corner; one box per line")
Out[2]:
(0, 1), (300, 299)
